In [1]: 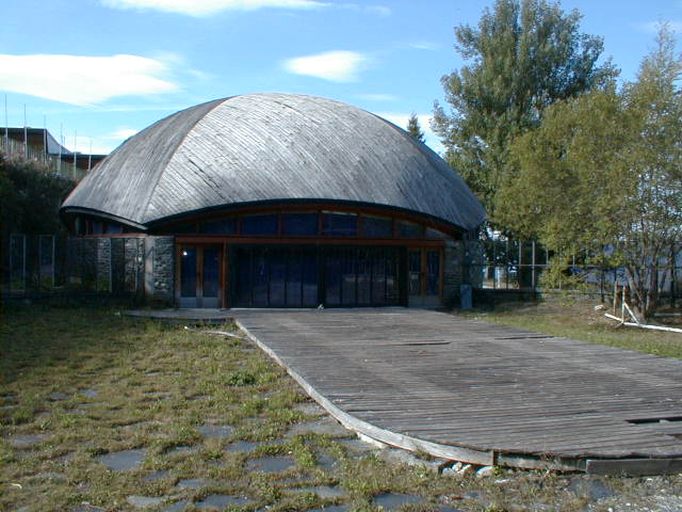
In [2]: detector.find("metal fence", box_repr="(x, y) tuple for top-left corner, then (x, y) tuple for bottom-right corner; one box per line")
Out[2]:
(2, 234), (145, 299)
(3, 234), (680, 307)
(469, 238), (681, 305)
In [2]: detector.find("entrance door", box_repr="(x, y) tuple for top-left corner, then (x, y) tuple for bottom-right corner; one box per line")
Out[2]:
(408, 248), (441, 307)
(178, 245), (222, 308)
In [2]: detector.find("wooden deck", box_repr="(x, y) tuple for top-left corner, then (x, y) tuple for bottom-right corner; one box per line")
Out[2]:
(233, 309), (682, 475)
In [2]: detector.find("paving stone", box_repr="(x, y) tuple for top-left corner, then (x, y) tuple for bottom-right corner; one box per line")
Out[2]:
(246, 455), (296, 473)
(70, 505), (104, 512)
(48, 391), (69, 401)
(161, 499), (190, 512)
(315, 452), (340, 472)
(165, 445), (197, 456)
(337, 437), (380, 455)
(144, 470), (170, 482)
(198, 424), (234, 439)
(80, 389), (98, 398)
(196, 494), (251, 509)
(294, 402), (326, 416)
(568, 476), (614, 501)
(373, 492), (423, 510)
(307, 505), (349, 512)
(225, 440), (260, 453)
(296, 485), (346, 499)
(176, 478), (206, 490)
(127, 495), (164, 508)
(287, 418), (352, 438)
(378, 448), (445, 473)
(6, 433), (49, 449)
(98, 448), (146, 471)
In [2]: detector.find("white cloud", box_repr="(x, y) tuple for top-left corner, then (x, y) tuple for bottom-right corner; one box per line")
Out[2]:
(356, 93), (399, 102)
(109, 128), (140, 140)
(283, 50), (367, 82)
(0, 54), (178, 106)
(101, 0), (326, 16)
(635, 20), (682, 34)
(376, 112), (444, 154)
(337, 3), (390, 17)
(408, 41), (440, 51)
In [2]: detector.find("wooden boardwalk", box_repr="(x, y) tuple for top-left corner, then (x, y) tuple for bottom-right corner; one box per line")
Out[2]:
(234, 309), (682, 475)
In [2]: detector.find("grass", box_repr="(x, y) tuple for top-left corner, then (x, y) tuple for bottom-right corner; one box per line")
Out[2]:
(1, 303), (681, 511)
(459, 294), (682, 360)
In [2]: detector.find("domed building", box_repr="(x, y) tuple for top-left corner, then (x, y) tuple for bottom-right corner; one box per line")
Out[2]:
(61, 93), (484, 308)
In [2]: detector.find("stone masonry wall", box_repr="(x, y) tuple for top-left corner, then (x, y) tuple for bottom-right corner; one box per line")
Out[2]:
(96, 238), (112, 293)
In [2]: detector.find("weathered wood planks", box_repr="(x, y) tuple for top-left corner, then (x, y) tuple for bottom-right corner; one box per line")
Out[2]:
(234, 309), (682, 474)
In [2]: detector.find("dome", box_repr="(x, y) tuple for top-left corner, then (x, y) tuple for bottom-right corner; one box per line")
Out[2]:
(61, 93), (485, 231)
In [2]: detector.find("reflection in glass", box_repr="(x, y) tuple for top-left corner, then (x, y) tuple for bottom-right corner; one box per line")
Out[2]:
(181, 247), (197, 297)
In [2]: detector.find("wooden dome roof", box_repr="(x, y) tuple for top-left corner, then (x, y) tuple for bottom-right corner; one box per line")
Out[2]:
(61, 93), (485, 231)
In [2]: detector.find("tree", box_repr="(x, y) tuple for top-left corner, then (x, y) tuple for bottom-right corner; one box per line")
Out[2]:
(0, 154), (75, 238)
(497, 26), (682, 318)
(432, 0), (616, 219)
(406, 113), (425, 143)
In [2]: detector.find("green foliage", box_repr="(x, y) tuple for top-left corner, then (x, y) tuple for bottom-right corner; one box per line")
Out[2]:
(406, 113), (425, 143)
(433, 0), (616, 218)
(226, 370), (257, 387)
(497, 25), (682, 317)
(0, 153), (75, 237)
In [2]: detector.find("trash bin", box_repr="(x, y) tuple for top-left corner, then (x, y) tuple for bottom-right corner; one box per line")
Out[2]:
(460, 284), (472, 310)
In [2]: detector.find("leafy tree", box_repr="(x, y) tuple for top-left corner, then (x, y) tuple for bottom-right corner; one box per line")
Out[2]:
(498, 26), (682, 318)
(0, 153), (75, 238)
(406, 113), (425, 143)
(432, 0), (616, 219)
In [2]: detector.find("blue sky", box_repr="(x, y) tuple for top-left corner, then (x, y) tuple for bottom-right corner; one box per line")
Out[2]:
(1, 0), (680, 155)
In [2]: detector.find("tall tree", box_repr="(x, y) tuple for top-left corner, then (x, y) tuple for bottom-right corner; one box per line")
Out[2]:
(432, 0), (616, 219)
(406, 113), (425, 143)
(497, 26), (682, 318)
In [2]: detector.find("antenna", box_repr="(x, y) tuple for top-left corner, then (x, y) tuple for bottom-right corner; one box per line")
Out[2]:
(58, 123), (63, 173)
(3, 94), (8, 154)
(73, 129), (77, 179)
(23, 104), (28, 159)
(43, 114), (47, 165)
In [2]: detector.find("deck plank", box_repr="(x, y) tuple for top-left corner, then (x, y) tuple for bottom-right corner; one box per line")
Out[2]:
(234, 309), (682, 472)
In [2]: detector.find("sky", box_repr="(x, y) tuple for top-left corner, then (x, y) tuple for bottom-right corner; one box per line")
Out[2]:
(1, 0), (680, 156)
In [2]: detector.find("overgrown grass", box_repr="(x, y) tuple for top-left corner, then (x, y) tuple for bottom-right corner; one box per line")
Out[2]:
(1, 304), (680, 511)
(460, 295), (682, 360)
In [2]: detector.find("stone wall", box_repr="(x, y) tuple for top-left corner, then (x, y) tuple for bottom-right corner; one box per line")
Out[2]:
(64, 235), (174, 305)
(145, 236), (174, 304)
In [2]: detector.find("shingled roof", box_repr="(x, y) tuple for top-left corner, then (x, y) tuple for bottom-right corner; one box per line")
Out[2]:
(61, 93), (485, 231)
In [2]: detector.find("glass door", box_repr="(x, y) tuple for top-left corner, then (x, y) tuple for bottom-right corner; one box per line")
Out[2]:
(408, 248), (441, 307)
(178, 245), (222, 308)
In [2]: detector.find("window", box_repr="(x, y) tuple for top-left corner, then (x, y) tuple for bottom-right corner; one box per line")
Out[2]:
(200, 218), (237, 234)
(397, 220), (424, 238)
(241, 214), (278, 235)
(322, 212), (357, 236)
(361, 215), (393, 238)
(281, 213), (318, 236)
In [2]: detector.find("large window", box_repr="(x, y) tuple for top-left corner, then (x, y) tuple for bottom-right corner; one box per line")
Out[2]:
(322, 212), (358, 236)
(281, 213), (318, 236)
(241, 214), (278, 235)
(232, 245), (402, 307)
(158, 207), (457, 240)
(201, 218), (237, 234)
(361, 215), (393, 238)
